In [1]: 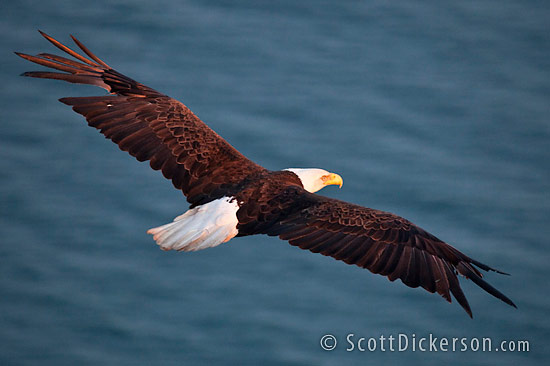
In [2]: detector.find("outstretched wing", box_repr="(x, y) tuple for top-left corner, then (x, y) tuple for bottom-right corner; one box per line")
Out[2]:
(16, 31), (265, 207)
(237, 187), (516, 317)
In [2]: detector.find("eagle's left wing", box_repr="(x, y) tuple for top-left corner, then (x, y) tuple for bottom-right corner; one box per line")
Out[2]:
(16, 31), (266, 207)
(237, 187), (516, 317)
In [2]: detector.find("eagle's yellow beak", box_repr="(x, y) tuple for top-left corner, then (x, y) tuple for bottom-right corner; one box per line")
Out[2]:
(321, 173), (343, 189)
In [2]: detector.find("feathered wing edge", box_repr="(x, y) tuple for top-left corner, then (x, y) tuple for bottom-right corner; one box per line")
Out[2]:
(16, 30), (161, 97)
(16, 31), (111, 90)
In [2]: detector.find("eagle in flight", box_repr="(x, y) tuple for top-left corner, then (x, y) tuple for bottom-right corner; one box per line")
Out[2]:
(16, 31), (516, 317)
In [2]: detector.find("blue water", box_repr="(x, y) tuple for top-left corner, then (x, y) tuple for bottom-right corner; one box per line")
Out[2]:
(1, 1), (549, 365)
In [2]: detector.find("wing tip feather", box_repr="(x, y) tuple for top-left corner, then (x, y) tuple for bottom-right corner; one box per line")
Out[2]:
(457, 262), (517, 309)
(470, 258), (511, 275)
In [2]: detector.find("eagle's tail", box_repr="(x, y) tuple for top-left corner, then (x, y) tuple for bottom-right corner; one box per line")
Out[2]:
(147, 197), (240, 252)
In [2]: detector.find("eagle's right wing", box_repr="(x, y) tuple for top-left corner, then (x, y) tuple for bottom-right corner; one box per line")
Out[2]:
(237, 187), (516, 317)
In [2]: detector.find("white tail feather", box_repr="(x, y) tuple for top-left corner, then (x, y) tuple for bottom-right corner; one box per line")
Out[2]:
(147, 197), (240, 252)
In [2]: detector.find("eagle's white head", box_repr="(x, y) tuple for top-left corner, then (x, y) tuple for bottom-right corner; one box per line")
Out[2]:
(285, 168), (343, 193)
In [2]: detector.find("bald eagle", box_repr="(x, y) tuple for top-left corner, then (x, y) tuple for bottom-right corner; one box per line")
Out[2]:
(16, 31), (516, 317)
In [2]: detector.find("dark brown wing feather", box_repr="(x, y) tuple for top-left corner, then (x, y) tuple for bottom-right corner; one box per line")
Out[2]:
(16, 31), (265, 206)
(238, 187), (516, 317)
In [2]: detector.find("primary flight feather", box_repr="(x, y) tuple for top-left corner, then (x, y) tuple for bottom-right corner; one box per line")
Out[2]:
(16, 31), (517, 317)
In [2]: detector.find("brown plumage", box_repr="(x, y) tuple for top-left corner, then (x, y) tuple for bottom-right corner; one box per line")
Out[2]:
(16, 31), (516, 317)
(16, 31), (265, 208)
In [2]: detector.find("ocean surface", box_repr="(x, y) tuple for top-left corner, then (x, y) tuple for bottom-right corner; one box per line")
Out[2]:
(1, 1), (549, 365)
